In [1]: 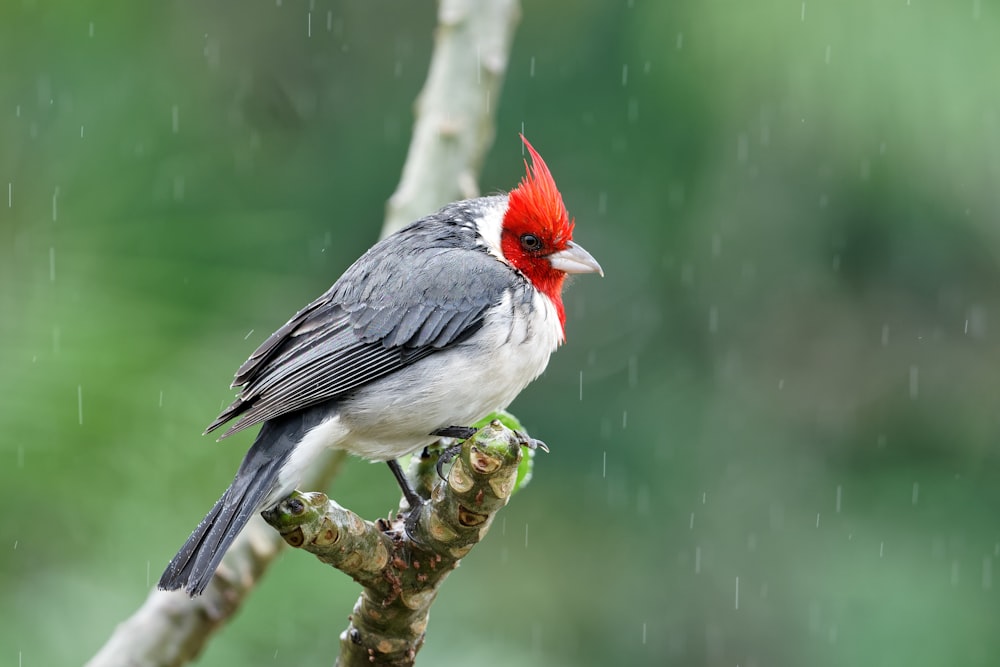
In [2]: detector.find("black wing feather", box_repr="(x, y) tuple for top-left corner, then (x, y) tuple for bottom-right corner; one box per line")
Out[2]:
(205, 202), (520, 439)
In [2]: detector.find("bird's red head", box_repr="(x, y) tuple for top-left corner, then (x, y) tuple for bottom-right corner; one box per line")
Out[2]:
(502, 135), (601, 328)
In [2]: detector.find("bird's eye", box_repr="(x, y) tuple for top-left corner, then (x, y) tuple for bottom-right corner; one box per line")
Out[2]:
(520, 233), (542, 252)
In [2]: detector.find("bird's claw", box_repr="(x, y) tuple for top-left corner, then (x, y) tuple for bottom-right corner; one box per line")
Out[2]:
(514, 430), (549, 453)
(435, 443), (464, 481)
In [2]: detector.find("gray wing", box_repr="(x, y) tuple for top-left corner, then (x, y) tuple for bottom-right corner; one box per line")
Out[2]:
(205, 220), (517, 438)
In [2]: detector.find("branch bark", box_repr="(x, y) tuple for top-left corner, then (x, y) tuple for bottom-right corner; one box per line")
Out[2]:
(264, 420), (526, 666)
(88, 1), (520, 666)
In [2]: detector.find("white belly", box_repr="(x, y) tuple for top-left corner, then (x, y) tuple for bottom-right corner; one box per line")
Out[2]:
(337, 289), (564, 460)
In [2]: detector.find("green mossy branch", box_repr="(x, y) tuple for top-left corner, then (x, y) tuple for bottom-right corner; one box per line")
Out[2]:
(262, 419), (526, 667)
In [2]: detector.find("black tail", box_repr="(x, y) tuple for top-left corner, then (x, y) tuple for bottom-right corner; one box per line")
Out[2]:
(158, 415), (306, 596)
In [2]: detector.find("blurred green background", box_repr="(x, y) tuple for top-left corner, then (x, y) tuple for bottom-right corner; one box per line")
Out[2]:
(2, 1), (999, 665)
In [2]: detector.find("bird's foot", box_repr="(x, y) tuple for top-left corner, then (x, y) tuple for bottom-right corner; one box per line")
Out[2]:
(403, 501), (427, 542)
(430, 425), (480, 480)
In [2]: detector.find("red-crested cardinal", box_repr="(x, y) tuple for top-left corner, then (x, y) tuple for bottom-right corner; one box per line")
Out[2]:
(159, 135), (603, 595)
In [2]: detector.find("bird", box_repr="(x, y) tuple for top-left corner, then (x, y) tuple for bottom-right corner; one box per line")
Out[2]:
(158, 135), (603, 595)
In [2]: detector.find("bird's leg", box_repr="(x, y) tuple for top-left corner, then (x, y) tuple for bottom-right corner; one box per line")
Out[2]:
(386, 459), (424, 511)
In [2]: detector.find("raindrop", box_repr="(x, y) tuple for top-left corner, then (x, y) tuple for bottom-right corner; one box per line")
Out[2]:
(800, 2), (806, 21)
(529, 56), (535, 77)
(597, 191), (607, 215)
(52, 186), (59, 221)
(701, 492), (707, 505)
(578, 370), (583, 400)
(602, 451), (606, 478)
(879, 541), (885, 558)
(643, 61), (651, 74)
(831, 254), (840, 272)
(326, 10), (332, 31)
(815, 513), (821, 528)
(159, 391), (164, 408)
(173, 175), (185, 201)
(7, 182), (11, 207)
(675, 33), (683, 50)
(621, 64), (629, 87)
(778, 379), (785, 390)
(49, 247), (55, 282)
(307, 11), (312, 37)
(909, 365), (919, 399)
(244, 328), (255, 340)
(708, 306), (718, 334)
(78, 385), (84, 425)
(80, 125), (84, 138)
(835, 485), (842, 513)
(734, 576), (740, 610)
(911, 482), (919, 505)
(824, 45), (832, 64)
(524, 523), (529, 548)
(966, 305), (987, 337)
(621, 410), (627, 429)
(689, 512), (694, 529)
(641, 622), (647, 645)
(973, 0), (981, 19)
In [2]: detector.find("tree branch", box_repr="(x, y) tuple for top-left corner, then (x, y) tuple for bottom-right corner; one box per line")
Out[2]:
(383, 0), (521, 235)
(263, 420), (526, 667)
(88, 2), (521, 665)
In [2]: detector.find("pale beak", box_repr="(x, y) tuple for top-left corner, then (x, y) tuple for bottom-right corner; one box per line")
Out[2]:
(548, 241), (604, 277)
